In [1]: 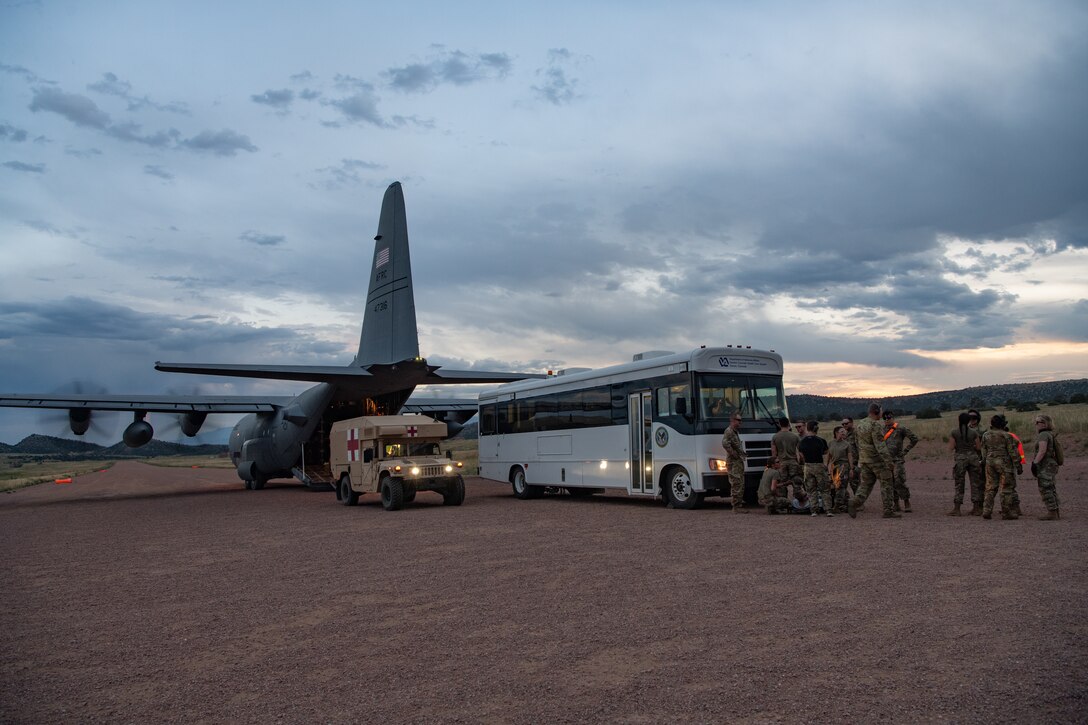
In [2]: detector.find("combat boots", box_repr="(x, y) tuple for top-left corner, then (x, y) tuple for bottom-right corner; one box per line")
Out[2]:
(1001, 510), (1018, 520)
(902, 499), (912, 513)
(969, 503), (982, 516)
(1011, 502), (1022, 517)
(882, 511), (902, 519)
(1038, 509), (1060, 521)
(946, 503), (962, 516)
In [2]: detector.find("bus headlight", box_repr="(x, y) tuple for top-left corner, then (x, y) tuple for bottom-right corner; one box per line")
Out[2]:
(410, 466), (420, 476)
(709, 458), (729, 472)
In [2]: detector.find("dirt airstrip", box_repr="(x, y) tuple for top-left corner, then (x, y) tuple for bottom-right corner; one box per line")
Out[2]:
(2, 459), (1085, 723)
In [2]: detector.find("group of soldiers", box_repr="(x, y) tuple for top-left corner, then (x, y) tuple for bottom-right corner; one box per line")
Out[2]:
(727, 404), (1064, 520)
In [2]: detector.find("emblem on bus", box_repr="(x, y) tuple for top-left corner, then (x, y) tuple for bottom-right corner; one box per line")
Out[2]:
(655, 427), (669, 447)
(718, 357), (730, 367)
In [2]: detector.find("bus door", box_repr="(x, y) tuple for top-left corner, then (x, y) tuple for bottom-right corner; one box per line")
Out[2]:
(628, 391), (653, 494)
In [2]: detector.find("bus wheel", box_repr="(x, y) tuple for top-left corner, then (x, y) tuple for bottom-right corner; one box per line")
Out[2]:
(664, 466), (703, 510)
(380, 475), (405, 511)
(339, 474), (358, 506)
(511, 467), (543, 500)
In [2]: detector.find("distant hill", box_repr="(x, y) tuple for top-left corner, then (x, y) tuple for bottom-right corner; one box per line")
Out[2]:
(787, 378), (1088, 419)
(3, 434), (226, 459)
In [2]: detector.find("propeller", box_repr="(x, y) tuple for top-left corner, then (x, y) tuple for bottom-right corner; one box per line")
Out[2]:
(157, 385), (216, 444)
(41, 380), (120, 443)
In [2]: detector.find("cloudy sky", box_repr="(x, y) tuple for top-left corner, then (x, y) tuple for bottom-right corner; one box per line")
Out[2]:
(2, 1), (1087, 443)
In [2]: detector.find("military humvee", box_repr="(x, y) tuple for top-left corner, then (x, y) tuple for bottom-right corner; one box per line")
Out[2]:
(329, 414), (466, 510)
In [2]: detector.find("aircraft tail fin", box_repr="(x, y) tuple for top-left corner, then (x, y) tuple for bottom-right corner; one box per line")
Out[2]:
(355, 182), (420, 366)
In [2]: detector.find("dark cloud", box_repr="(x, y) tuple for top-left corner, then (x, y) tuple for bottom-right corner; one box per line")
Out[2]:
(63, 146), (102, 158)
(3, 160), (45, 173)
(251, 88), (294, 110)
(0, 62), (52, 84)
(0, 122), (28, 142)
(107, 122), (179, 148)
(383, 49), (512, 93)
(179, 129), (258, 156)
(143, 164), (174, 180)
(299, 88), (321, 101)
(239, 230), (286, 247)
(1033, 299), (1088, 342)
(86, 72), (188, 114)
(290, 70), (314, 83)
(29, 87), (111, 128)
(532, 48), (581, 105)
(327, 87), (388, 127)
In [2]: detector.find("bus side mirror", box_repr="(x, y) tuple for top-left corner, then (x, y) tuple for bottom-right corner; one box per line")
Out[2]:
(363, 449), (373, 463)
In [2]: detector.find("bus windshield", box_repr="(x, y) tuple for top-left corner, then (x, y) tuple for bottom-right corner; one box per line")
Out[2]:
(697, 373), (787, 424)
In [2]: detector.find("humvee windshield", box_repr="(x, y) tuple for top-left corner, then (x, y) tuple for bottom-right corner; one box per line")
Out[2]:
(382, 441), (442, 458)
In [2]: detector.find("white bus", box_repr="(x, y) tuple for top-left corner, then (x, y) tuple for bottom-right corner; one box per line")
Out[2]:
(477, 347), (788, 509)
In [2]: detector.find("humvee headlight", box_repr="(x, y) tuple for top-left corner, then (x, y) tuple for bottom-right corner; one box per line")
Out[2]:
(445, 464), (453, 473)
(410, 466), (420, 476)
(709, 458), (728, 472)
(393, 465), (402, 473)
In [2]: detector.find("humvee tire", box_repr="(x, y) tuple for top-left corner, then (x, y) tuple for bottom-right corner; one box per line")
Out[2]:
(404, 487), (417, 503)
(443, 475), (465, 506)
(380, 474), (405, 511)
(339, 474), (358, 506)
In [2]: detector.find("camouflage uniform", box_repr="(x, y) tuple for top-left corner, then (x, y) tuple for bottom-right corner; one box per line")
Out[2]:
(803, 463), (832, 514)
(828, 439), (851, 511)
(722, 426), (747, 508)
(981, 429), (1019, 518)
(850, 416), (895, 516)
(846, 428), (860, 493)
(950, 427), (983, 507)
(758, 466), (790, 513)
(1034, 430), (1061, 513)
(1005, 432), (1025, 514)
(772, 429), (804, 493)
(884, 423), (919, 506)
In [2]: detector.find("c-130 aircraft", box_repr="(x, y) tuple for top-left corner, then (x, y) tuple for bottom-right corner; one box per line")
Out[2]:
(0, 182), (542, 489)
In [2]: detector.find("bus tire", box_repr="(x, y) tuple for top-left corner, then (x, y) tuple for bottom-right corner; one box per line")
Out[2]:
(511, 467), (543, 500)
(663, 466), (703, 510)
(443, 475), (465, 506)
(339, 474), (358, 506)
(380, 475), (404, 511)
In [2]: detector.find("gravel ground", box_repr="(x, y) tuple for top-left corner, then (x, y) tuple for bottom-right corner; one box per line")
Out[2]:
(2, 458), (1085, 723)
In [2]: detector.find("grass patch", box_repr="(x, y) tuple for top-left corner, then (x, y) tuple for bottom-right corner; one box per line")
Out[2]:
(1, 458), (116, 493)
(141, 455), (235, 469)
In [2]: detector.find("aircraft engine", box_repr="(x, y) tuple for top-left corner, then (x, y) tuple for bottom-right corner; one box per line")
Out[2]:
(123, 419), (154, 447)
(68, 409), (92, 436)
(179, 412), (208, 437)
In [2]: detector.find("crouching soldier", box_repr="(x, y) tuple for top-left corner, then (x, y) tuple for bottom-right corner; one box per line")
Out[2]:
(758, 459), (791, 514)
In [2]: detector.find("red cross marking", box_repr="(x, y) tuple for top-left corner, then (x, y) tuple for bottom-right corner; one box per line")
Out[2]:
(346, 428), (360, 460)
(406, 426), (418, 437)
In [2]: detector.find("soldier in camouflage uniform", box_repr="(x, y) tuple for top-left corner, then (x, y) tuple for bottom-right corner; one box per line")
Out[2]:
(771, 417), (803, 495)
(1031, 414), (1062, 520)
(798, 421), (834, 517)
(828, 425), (853, 513)
(758, 459), (791, 514)
(981, 414), (1020, 520)
(947, 412), (984, 516)
(848, 403), (899, 519)
(882, 411), (919, 512)
(842, 416), (860, 494)
(722, 411), (748, 513)
(1001, 421), (1025, 517)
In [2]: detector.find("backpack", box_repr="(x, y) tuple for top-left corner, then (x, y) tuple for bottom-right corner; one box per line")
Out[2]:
(1052, 433), (1064, 466)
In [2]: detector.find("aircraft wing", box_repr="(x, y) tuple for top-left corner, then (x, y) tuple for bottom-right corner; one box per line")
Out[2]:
(426, 368), (547, 384)
(154, 362), (373, 384)
(0, 394), (296, 414)
(401, 398), (479, 414)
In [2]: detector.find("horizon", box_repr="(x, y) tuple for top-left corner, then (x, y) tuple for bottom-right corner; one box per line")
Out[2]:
(2, 2), (1086, 444)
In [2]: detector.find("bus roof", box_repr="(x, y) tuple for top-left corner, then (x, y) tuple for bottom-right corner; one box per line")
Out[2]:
(479, 347), (783, 400)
